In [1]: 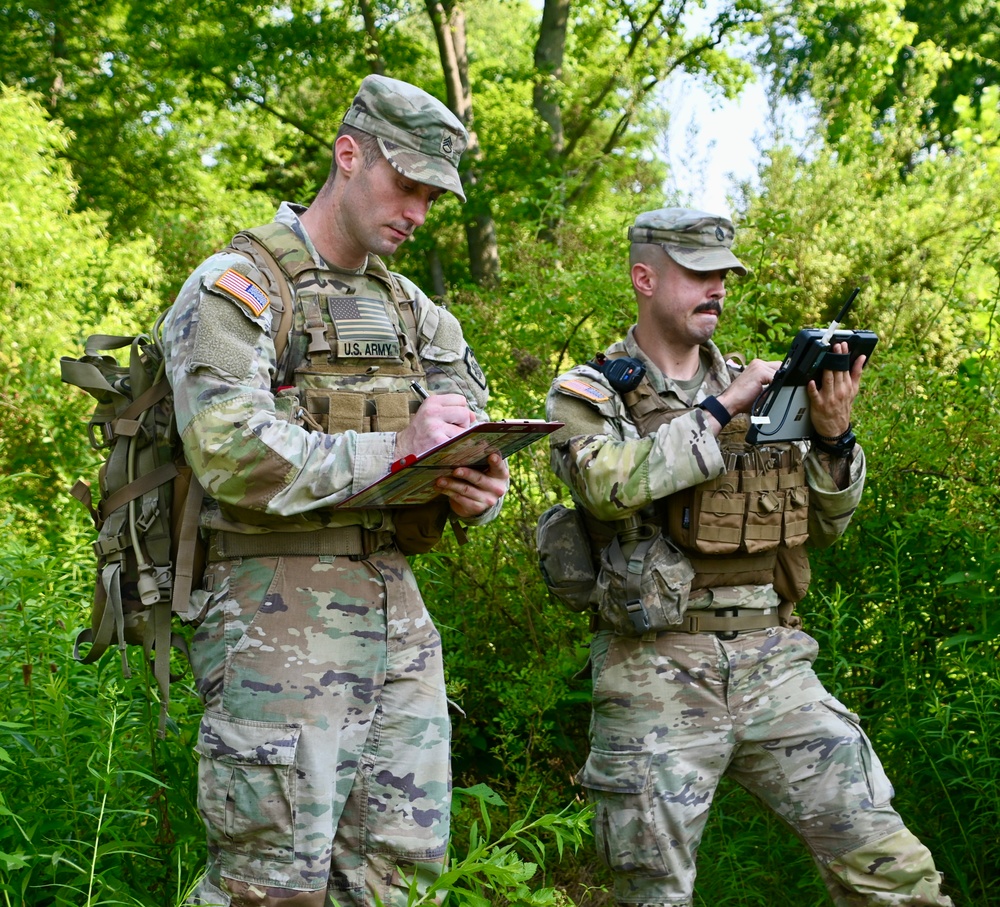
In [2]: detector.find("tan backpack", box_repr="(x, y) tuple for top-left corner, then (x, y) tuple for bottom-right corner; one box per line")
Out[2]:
(61, 239), (294, 735)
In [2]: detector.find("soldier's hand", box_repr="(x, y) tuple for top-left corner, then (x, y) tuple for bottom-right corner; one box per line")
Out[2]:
(436, 452), (510, 519)
(713, 358), (780, 429)
(395, 393), (477, 460)
(808, 341), (865, 438)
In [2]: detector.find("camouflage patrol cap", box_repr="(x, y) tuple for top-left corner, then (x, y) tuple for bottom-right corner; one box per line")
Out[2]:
(628, 207), (749, 276)
(343, 74), (469, 202)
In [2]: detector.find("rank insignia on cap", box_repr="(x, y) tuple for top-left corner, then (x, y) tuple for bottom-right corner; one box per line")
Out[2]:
(559, 378), (609, 404)
(215, 269), (270, 317)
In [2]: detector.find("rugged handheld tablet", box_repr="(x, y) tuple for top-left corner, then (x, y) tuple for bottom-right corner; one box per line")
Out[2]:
(746, 289), (877, 444)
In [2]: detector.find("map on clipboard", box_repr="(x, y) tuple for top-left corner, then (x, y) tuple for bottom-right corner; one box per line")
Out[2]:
(337, 420), (563, 508)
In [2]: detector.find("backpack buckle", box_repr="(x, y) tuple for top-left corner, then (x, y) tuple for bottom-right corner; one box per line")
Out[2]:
(87, 421), (115, 450)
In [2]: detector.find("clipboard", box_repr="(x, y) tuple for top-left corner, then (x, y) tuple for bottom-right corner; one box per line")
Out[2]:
(337, 420), (564, 508)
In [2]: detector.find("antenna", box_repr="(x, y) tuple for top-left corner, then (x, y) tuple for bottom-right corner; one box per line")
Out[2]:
(834, 287), (861, 324)
(822, 286), (861, 344)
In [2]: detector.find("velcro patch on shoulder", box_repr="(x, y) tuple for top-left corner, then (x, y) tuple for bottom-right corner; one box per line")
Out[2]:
(214, 268), (270, 317)
(558, 378), (610, 404)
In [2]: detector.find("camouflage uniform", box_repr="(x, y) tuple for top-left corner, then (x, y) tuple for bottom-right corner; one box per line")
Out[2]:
(163, 76), (499, 907)
(545, 210), (951, 907)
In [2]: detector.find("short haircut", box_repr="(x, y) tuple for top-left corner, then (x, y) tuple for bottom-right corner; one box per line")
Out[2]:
(629, 242), (663, 270)
(316, 124), (384, 196)
(334, 124), (383, 170)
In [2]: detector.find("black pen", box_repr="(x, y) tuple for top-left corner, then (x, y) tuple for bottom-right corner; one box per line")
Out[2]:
(410, 381), (429, 401)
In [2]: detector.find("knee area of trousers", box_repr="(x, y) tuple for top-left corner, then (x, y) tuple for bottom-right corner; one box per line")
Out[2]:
(825, 828), (953, 905)
(219, 877), (327, 907)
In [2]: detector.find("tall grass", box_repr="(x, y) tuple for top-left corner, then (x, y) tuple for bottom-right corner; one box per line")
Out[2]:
(0, 531), (203, 905)
(0, 533), (593, 905)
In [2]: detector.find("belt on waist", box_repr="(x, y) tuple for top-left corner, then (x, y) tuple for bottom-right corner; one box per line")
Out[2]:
(207, 527), (395, 561)
(594, 608), (781, 637)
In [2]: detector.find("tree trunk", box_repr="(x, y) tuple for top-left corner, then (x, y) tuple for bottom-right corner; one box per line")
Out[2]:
(424, 0), (501, 287)
(533, 0), (570, 158)
(532, 0), (570, 242)
(356, 0), (386, 74)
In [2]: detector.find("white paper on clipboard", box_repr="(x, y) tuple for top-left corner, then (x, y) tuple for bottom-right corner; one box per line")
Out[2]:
(336, 420), (563, 509)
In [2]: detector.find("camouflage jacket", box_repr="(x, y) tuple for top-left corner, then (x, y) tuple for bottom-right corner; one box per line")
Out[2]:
(163, 202), (500, 536)
(545, 328), (866, 609)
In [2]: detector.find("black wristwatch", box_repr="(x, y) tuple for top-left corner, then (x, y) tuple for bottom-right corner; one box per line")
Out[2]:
(696, 395), (732, 428)
(811, 425), (857, 458)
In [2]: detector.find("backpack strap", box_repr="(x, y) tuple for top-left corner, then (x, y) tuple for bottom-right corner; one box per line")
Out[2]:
(223, 230), (298, 377)
(231, 235), (296, 368)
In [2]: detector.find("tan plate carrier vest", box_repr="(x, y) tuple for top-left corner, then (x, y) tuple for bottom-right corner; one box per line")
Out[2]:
(216, 221), (452, 556)
(581, 365), (812, 620)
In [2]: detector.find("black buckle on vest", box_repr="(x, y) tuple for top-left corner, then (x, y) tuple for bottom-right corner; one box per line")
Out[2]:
(714, 607), (740, 641)
(625, 599), (650, 634)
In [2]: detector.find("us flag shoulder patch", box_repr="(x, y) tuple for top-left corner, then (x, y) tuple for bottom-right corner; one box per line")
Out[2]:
(559, 378), (609, 404)
(214, 269), (270, 317)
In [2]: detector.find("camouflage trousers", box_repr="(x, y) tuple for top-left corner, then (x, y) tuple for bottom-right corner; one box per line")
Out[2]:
(577, 626), (952, 907)
(186, 550), (451, 907)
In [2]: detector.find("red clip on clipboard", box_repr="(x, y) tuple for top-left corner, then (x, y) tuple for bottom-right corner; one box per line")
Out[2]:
(337, 420), (563, 509)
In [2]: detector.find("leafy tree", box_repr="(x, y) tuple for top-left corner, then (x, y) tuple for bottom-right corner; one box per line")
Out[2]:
(762, 0), (1000, 151)
(892, 0), (1000, 140)
(528, 0), (764, 235)
(0, 85), (164, 539)
(0, 0), (771, 288)
(0, 0), (360, 279)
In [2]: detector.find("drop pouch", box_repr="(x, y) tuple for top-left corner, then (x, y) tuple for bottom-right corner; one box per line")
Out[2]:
(593, 525), (695, 636)
(536, 503), (598, 612)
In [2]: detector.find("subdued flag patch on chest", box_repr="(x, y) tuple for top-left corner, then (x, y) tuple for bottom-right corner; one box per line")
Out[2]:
(558, 378), (609, 404)
(327, 295), (401, 359)
(215, 269), (270, 317)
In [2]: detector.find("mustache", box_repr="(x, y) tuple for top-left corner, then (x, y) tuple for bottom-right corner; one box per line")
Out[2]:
(695, 301), (722, 315)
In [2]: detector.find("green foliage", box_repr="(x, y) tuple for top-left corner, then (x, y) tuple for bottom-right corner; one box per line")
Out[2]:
(734, 110), (1000, 366)
(420, 785), (592, 906)
(0, 87), (166, 541)
(763, 0), (1000, 149)
(0, 526), (204, 905)
(1, 3), (999, 903)
(0, 0), (771, 288)
(800, 325), (1000, 903)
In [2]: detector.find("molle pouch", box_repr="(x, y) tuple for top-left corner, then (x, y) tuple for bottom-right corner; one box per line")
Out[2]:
(774, 544), (811, 604)
(670, 473), (745, 555)
(742, 470), (783, 554)
(536, 504), (597, 612)
(371, 392), (414, 434)
(593, 528), (694, 636)
(303, 388), (366, 434)
(394, 498), (451, 554)
(780, 463), (810, 548)
(300, 388), (416, 436)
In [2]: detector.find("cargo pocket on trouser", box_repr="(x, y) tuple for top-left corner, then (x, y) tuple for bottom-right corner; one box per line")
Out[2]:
(196, 711), (302, 863)
(774, 697), (903, 868)
(818, 697), (895, 812)
(576, 749), (666, 875)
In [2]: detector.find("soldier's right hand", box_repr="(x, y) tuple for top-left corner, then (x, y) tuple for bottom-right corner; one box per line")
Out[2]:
(395, 393), (478, 459)
(716, 358), (780, 418)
